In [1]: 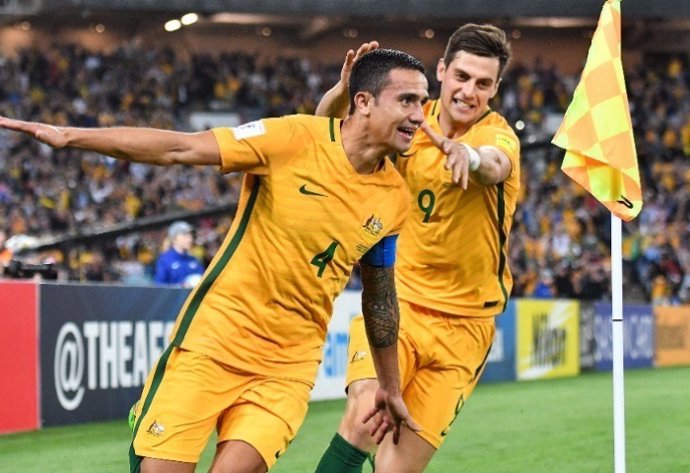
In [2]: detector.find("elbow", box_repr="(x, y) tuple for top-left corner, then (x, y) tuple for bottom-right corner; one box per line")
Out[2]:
(475, 168), (503, 186)
(162, 149), (194, 166)
(476, 159), (510, 186)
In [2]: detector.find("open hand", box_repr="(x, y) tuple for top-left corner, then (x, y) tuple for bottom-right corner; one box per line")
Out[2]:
(0, 116), (68, 148)
(362, 387), (421, 445)
(420, 121), (475, 189)
(341, 41), (380, 85)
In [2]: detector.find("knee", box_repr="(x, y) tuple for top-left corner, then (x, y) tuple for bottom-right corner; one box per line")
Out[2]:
(338, 380), (378, 451)
(339, 410), (375, 448)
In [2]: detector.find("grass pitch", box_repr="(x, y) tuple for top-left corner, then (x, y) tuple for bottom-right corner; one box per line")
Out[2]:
(1, 366), (688, 472)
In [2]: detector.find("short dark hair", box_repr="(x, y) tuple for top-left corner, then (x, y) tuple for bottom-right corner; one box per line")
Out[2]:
(443, 24), (512, 80)
(349, 48), (425, 114)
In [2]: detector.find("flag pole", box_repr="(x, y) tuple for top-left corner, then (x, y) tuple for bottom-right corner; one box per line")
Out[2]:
(610, 214), (626, 473)
(551, 2), (639, 466)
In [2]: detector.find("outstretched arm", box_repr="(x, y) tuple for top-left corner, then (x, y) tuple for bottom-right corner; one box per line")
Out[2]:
(420, 121), (513, 189)
(0, 116), (221, 167)
(315, 41), (379, 118)
(359, 262), (420, 444)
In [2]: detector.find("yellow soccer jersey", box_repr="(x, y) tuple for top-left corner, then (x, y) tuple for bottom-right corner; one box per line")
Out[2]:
(169, 115), (409, 384)
(395, 100), (520, 316)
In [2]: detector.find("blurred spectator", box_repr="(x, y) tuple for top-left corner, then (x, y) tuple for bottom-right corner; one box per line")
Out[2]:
(2, 42), (690, 304)
(153, 221), (204, 287)
(532, 269), (556, 298)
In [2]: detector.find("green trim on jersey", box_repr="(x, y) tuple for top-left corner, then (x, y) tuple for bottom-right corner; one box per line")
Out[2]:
(128, 344), (174, 473)
(171, 177), (261, 346)
(329, 117), (336, 142)
(496, 183), (509, 312)
(476, 108), (492, 124)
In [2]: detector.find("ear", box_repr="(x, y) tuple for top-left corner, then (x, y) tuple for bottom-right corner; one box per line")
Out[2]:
(489, 80), (500, 99)
(353, 91), (372, 116)
(436, 58), (446, 83)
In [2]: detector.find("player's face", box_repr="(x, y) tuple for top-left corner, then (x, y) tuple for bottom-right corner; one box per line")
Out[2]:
(368, 69), (429, 153)
(437, 51), (500, 132)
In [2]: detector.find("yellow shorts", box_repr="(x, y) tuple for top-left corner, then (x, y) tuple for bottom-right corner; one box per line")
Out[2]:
(130, 346), (311, 470)
(346, 299), (495, 449)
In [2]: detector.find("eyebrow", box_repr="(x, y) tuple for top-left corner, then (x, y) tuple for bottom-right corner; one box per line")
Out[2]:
(398, 91), (429, 101)
(454, 67), (496, 84)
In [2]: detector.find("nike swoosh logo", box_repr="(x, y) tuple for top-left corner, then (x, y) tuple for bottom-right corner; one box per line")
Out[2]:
(299, 184), (328, 197)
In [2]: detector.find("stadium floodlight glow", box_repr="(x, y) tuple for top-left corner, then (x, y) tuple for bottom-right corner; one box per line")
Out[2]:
(181, 13), (199, 26)
(165, 19), (182, 32)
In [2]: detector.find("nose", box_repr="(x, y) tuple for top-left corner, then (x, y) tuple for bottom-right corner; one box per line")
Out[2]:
(410, 104), (424, 125)
(460, 80), (477, 98)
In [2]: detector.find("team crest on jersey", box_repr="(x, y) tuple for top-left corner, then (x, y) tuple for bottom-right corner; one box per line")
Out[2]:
(350, 350), (367, 363)
(361, 215), (384, 237)
(147, 421), (165, 437)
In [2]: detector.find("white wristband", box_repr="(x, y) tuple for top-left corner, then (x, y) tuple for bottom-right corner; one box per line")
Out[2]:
(460, 143), (481, 172)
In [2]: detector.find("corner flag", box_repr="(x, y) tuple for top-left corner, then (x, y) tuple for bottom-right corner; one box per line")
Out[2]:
(552, 0), (642, 221)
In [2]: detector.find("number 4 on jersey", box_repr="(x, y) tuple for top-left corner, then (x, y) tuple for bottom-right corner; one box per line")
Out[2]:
(310, 241), (339, 277)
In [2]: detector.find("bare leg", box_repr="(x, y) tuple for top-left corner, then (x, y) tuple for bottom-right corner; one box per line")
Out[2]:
(338, 379), (380, 450)
(374, 425), (436, 473)
(141, 457), (196, 473)
(208, 439), (268, 473)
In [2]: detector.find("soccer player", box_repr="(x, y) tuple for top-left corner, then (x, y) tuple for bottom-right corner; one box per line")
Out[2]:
(0, 48), (427, 473)
(314, 24), (520, 472)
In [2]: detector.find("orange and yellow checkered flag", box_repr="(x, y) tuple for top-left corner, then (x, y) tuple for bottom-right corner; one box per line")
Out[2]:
(552, 0), (642, 221)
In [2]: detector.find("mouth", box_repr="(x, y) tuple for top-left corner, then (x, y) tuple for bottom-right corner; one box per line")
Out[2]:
(396, 126), (417, 141)
(452, 98), (474, 110)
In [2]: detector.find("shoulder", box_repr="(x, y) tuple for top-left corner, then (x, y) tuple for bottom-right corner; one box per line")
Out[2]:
(156, 249), (175, 264)
(184, 253), (202, 264)
(472, 111), (520, 157)
(477, 111), (517, 135)
(278, 114), (339, 143)
(281, 114), (330, 130)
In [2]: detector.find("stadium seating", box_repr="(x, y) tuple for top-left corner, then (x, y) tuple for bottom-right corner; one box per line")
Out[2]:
(1, 42), (689, 304)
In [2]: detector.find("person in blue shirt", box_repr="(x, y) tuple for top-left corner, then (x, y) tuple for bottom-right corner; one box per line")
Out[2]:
(153, 221), (204, 286)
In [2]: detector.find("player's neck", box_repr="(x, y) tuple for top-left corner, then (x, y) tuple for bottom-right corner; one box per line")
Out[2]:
(437, 109), (483, 139)
(340, 118), (388, 175)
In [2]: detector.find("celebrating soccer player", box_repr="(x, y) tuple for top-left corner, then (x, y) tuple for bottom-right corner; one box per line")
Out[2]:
(0, 48), (428, 473)
(315, 24), (520, 472)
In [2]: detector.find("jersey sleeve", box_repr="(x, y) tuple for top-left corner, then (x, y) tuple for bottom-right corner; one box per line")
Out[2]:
(211, 116), (301, 175)
(360, 164), (410, 267)
(468, 125), (521, 179)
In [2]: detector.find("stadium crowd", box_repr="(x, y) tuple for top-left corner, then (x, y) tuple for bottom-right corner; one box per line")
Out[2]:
(0, 42), (689, 304)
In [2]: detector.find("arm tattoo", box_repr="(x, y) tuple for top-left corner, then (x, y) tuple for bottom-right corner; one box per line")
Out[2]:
(360, 263), (399, 348)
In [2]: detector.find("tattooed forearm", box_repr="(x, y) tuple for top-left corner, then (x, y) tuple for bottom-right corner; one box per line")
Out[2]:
(360, 263), (399, 348)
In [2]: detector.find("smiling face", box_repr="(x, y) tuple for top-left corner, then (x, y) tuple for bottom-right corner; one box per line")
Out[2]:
(436, 50), (500, 135)
(365, 68), (429, 153)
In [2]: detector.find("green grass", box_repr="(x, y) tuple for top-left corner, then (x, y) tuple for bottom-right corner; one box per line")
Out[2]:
(1, 367), (688, 472)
